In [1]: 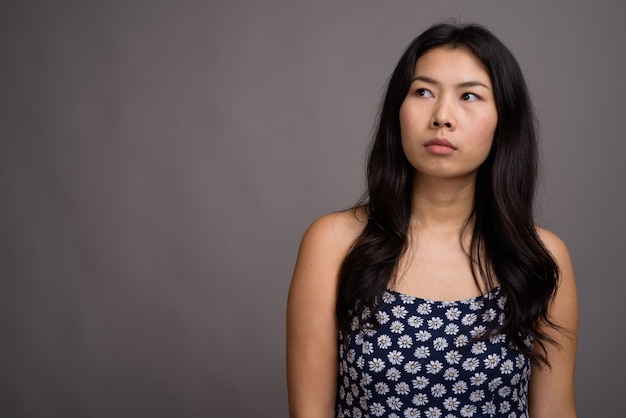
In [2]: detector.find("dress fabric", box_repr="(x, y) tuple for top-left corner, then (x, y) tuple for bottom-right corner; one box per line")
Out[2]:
(336, 286), (532, 418)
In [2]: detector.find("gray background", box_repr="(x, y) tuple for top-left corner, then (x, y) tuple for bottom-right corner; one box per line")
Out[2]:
(1, 0), (624, 417)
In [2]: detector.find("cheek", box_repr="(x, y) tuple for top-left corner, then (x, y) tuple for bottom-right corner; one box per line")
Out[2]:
(474, 113), (498, 144)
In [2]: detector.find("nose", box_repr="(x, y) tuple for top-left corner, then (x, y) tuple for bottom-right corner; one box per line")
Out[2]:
(433, 120), (452, 128)
(431, 99), (455, 129)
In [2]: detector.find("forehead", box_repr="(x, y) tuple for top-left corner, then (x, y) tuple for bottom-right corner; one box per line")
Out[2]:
(413, 46), (491, 84)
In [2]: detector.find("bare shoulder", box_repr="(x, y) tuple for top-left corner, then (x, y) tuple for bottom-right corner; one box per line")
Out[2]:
(300, 208), (367, 257)
(535, 227), (571, 264)
(289, 208), (367, 298)
(536, 227), (573, 280)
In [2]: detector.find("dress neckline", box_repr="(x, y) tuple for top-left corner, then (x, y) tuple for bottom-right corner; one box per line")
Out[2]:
(383, 284), (501, 304)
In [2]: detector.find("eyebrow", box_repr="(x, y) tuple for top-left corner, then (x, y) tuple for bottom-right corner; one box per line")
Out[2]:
(412, 75), (490, 89)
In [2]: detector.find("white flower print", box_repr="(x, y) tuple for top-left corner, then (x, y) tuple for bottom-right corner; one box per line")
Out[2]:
(388, 350), (405, 365)
(396, 382), (411, 395)
(500, 359), (514, 374)
(351, 316), (360, 331)
(470, 372), (488, 386)
(382, 292), (396, 303)
(484, 353), (501, 369)
(426, 360), (444, 374)
(424, 406), (442, 418)
(499, 400), (511, 412)
(387, 396), (403, 411)
(488, 377), (503, 391)
(362, 307), (372, 318)
(444, 350), (462, 364)
(392, 305), (409, 319)
(400, 294), (416, 304)
(445, 307), (462, 321)
(452, 380), (468, 394)
(361, 373), (373, 385)
(444, 323), (459, 335)
(415, 330), (432, 342)
(391, 320), (406, 334)
(364, 327), (376, 337)
(369, 358), (386, 372)
(408, 316), (424, 328)
(431, 383), (447, 397)
(336, 284), (532, 417)
(498, 385), (511, 398)
(398, 334), (413, 348)
(404, 361), (421, 374)
(471, 341), (487, 355)
(469, 298), (483, 311)
(403, 407), (420, 417)
(470, 325), (486, 338)
(386, 367), (402, 381)
(481, 401), (497, 416)
(443, 367), (459, 381)
(376, 310), (390, 324)
(356, 356), (364, 368)
(427, 317), (444, 330)
(462, 357), (479, 371)
(454, 334), (469, 347)
(461, 313), (477, 326)
(469, 389), (485, 402)
(481, 308), (497, 322)
(460, 404), (477, 417)
(433, 337), (449, 351)
(370, 402), (386, 417)
(443, 397), (460, 411)
(412, 393), (429, 406)
(412, 376), (429, 390)
(375, 382), (390, 395)
(511, 373), (521, 385)
(377, 334), (392, 349)
(417, 302), (432, 315)
(414, 345), (430, 359)
(524, 335), (533, 347)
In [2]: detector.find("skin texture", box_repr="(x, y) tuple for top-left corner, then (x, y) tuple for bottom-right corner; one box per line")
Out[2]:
(286, 46), (578, 417)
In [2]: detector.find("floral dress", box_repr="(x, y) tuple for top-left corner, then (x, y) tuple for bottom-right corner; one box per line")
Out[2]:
(336, 286), (532, 418)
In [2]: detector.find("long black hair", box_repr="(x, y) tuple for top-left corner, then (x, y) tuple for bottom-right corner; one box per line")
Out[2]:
(336, 22), (560, 366)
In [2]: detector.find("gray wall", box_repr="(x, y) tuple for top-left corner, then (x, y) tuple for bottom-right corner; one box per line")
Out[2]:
(1, 1), (624, 416)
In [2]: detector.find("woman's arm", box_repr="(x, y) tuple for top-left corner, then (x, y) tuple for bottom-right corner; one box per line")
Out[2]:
(286, 212), (360, 418)
(529, 228), (579, 417)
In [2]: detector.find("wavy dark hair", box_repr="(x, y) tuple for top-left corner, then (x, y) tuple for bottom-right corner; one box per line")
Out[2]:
(337, 22), (560, 366)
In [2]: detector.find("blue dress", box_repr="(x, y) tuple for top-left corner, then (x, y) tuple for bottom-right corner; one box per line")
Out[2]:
(336, 286), (532, 418)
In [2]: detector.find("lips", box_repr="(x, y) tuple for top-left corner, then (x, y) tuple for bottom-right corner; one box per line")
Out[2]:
(424, 137), (456, 149)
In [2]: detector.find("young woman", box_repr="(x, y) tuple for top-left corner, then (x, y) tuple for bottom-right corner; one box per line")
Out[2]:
(287, 23), (578, 418)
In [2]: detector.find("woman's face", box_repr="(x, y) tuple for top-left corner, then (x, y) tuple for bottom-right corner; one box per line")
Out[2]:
(399, 46), (498, 182)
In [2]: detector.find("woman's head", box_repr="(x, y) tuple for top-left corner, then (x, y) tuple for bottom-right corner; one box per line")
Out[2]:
(341, 23), (558, 366)
(367, 23), (537, 220)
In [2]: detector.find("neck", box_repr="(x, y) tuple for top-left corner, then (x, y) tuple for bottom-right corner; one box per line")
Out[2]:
(410, 173), (476, 233)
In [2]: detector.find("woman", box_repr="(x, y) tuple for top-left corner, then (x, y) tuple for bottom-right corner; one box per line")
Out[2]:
(287, 22), (578, 418)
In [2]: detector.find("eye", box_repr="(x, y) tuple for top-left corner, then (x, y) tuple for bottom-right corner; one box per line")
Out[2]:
(461, 92), (479, 101)
(415, 88), (434, 98)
